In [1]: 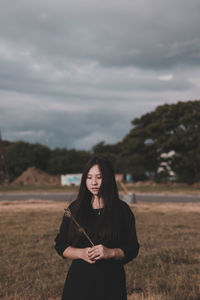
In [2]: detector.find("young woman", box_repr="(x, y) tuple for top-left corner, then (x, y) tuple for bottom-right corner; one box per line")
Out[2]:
(55, 156), (139, 300)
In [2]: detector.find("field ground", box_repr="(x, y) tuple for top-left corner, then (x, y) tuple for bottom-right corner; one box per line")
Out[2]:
(0, 200), (199, 300)
(0, 183), (200, 195)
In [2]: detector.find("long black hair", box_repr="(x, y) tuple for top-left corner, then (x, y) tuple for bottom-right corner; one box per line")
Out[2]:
(67, 156), (121, 245)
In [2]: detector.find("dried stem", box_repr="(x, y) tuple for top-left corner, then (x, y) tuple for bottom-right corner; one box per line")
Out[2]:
(64, 207), (94, 247)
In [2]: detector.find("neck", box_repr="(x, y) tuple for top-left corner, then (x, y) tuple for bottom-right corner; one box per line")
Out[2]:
(91, 196), (104, 209)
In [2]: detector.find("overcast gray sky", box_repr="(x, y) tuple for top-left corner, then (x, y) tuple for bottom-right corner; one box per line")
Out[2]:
(1, 0), (200, 150)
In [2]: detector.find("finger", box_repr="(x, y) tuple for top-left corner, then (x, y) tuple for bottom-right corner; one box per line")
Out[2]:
(88, 247), (97, 253)
(88, 247), (94, 252)
(88, 247), (96, 253)
(96, 245), (104, 252)
(88, 252), (100, 260)
(88, 259), (96, 264)
(88, 250), (95, 257)
(94, 255), (102, 261)
(93, 252), (103, 260)
(94, 244), (102, 249)
(88, 247), (100, 255)
(89, 248), (102, 258)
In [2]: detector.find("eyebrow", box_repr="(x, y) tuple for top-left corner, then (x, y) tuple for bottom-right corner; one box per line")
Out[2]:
(87, 173), (102, 176)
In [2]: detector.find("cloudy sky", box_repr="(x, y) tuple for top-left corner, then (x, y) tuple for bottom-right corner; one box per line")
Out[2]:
(1, 0), (200, 150)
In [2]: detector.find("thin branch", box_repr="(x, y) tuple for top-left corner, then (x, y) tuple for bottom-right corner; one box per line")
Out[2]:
(64, 207), (94, 247)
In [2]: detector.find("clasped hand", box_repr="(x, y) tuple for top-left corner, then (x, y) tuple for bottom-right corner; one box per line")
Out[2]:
(82, 244), (113, 264)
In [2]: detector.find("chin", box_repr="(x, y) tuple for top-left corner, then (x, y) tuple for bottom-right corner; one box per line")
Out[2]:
(90, 190), (99, 196)
(92, 192), (98, 196)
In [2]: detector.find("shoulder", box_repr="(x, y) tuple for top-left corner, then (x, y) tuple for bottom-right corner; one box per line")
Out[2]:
(119, 199), (136, 219)
(119, 199), (133, 212)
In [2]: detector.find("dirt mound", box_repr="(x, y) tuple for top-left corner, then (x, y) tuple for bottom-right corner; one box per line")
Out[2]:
(12, 167), (60, 186)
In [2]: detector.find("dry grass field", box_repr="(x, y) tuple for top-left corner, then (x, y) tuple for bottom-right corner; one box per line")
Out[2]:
(0, 200), (199, 300)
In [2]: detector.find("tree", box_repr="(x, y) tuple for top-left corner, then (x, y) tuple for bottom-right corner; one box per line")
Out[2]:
(4, 141), (51, 181)
(120, 100), (200, 183)
(92, 141), (124, 173)
(3, 140), (91, 181)
(47, 148), (91, 175)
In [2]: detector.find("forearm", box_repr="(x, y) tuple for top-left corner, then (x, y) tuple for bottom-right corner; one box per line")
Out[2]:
(111, 248), (125, 260)
(62, 246), (83, 260)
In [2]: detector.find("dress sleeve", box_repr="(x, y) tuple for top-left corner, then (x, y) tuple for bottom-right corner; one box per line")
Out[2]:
(54, 214), (71, 259)
(119, 201), (140, 264)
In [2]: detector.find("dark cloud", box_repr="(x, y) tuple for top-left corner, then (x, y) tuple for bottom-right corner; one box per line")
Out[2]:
(1, 0), (200, 70)
(0, 0), (200, 149)
(1, 95), (129, 149)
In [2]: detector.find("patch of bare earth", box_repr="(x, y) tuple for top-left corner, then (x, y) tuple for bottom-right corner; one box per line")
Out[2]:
(1, 200), (200, 214)
(0, 200), (68, 214)
(11, 166), (60, 186)
(0, 198), (199, 300)
(130, 202), (200, 213)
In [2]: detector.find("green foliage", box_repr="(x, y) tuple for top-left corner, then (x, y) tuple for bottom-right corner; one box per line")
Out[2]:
(3, 141), (91, 181)
(92, 141), (124, 173)
(120, 100), (200, 183)
(4, 141), (51, 181)
(47, 148), (91, 175)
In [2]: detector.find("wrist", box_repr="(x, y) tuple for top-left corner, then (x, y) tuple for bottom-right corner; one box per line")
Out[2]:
(78, 248), (84, 259)
(110, 248), (116, 259)
(110, 248), (125, 260)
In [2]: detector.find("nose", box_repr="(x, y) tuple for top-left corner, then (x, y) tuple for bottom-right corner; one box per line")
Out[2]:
(91, 177), (97, 185)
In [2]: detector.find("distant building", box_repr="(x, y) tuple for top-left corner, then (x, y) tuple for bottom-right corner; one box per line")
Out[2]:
(125, 173), (132, 182)
(61, 174), (82, 186)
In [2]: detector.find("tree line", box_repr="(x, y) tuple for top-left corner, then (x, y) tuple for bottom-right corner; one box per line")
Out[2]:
(1, 100), (200, 184)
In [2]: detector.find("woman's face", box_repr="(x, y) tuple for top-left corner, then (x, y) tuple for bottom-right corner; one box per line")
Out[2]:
(86, 164), (102, 196)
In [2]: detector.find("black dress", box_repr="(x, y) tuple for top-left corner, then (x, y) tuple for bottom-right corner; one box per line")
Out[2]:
(55, 200), (139, 300)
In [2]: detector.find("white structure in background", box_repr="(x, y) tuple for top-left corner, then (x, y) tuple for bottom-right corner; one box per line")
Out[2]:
(61, 174), (82, 186)
(115, 173), (124, 182)
(160, 150), (175, 159)
(157, 150), (176, 178)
